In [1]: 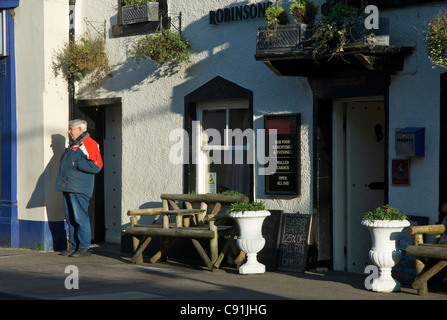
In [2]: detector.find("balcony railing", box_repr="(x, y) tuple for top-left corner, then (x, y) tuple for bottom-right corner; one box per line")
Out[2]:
(256, 24), (311, 55)
(254, 19), (415, 77)
(256, 19), (390, 57)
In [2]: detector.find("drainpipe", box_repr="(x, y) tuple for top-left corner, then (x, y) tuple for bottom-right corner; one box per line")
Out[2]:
(68, 0), (75, 120)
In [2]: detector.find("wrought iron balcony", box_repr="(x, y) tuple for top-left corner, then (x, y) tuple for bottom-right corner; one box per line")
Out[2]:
(254, 21), (413, 77)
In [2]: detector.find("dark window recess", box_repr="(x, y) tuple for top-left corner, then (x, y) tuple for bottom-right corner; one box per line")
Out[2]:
(112, 0), (169, 38)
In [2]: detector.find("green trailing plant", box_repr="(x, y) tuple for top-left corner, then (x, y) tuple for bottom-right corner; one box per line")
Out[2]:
(289, 0), (318, 25)
(59, 32), (111, 84)
(426, 10), (447, 69)
(309, 1), (363, 60)
(363, 205), (408, 222)
(230, 201), (266, 213)
(129, 29), (191, 66)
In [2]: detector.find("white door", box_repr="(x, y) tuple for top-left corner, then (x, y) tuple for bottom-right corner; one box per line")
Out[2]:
(333, 99), (385, 273)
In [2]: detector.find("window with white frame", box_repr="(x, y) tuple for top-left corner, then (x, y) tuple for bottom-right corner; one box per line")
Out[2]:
(196, 100), (251, 196)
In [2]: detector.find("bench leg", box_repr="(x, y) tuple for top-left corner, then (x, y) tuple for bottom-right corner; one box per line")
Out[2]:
(131, 236), (152, 264)
(149, 238), (178, 263)
(213, 232), (238, 270)
(191, 238), (213, 269)
(234, 251), (246, 269)
(414, 257), (428, 296)
(413, 260), (447, 296)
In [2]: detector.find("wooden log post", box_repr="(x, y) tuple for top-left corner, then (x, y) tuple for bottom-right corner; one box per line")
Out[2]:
(414, 233), (428, 296)
(131, 236), (152, 264)
(162, 199), (170, 228)
(191, 238), (213, 269)
(129, 216), (143, 264)
(209, 203), (222, 265)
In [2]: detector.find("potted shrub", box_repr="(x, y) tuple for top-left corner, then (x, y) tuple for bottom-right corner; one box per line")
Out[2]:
(258, 4), (295, 53)
(57, 32), (111, 86)
(361, 205), (410, 292)
(289, 0), (318, 25)
(122, 0), (159, 25)
(426, 10), (447, 69)
(265, 5), (289, 29)
(129, 29), (191, 66)
(229, 201), (271, 274)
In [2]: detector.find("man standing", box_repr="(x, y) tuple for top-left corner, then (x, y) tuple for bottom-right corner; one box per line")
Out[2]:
(55, 119), (103, 257)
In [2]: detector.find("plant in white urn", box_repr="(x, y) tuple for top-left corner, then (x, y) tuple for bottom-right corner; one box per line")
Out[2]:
(361, 205), (410, 292)
(229, 201), (270, 274)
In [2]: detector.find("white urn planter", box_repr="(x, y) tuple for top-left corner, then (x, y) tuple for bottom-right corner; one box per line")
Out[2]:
(229, 210), (271, 274)
(361, 219), (410, 292)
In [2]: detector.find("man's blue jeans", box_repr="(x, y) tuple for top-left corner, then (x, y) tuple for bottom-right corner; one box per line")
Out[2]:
(63, 192), (91, 250)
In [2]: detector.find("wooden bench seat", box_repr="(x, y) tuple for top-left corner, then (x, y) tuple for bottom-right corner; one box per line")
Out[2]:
(125, 224), (234, 239)
(406, 224), (447, 295)
(124, 193), (249, 270)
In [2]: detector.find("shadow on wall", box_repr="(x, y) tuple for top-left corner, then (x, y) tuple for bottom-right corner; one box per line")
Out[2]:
(26, 134), (67, 250)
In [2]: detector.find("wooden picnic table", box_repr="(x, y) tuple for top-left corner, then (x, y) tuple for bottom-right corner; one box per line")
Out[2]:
(125, 193), (249, 270)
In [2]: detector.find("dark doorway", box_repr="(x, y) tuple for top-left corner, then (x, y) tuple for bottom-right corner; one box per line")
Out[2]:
(73, 97), (122, 243)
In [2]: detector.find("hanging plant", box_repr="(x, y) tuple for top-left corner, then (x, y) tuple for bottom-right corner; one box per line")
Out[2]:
(426, 10), (447, 69)
(309, 1), (363, 60)
(58, 32), (111, 84)
(129, 29), (191, 66)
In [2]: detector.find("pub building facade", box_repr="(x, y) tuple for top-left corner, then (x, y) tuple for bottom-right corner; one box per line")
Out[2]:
(3, 0), (447, 274)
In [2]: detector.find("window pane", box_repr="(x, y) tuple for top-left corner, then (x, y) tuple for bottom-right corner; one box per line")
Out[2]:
(202, 109), (225, 145)
(229, 109), (250, 131)
(208, 151), (250, 196)
(229, 109), (250, 146)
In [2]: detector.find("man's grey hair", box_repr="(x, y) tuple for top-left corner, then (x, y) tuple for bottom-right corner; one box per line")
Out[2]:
(69, 119), (87, 131)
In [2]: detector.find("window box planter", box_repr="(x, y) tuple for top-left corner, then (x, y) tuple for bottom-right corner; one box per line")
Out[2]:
(122, 2), (159, 25)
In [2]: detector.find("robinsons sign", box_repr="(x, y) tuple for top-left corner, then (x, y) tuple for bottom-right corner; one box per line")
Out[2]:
(209, 1), (273, 25)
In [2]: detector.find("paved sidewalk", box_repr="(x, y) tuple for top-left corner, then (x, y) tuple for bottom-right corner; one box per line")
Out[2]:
(0, 242), (446, 301)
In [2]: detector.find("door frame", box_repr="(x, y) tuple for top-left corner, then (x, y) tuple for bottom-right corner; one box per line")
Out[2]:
(332, 96), (386, 272)
(310, 72), (390, 269)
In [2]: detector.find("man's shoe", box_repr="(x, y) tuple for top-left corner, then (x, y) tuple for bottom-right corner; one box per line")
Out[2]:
(69, 248), (92, 258)
(60, 249), (76, 256)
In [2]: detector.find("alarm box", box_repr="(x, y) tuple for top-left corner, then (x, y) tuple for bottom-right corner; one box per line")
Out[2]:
(395, 127), (425, 157)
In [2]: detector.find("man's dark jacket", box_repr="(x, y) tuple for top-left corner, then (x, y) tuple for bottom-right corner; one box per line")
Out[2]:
(55, 132), (103, 197)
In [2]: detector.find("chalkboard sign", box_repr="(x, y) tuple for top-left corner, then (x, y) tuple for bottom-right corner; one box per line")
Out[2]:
(392, 215), (429, 285)
(258, 210), (283, 271)
(277, 213), (311, 272)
